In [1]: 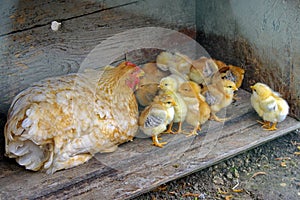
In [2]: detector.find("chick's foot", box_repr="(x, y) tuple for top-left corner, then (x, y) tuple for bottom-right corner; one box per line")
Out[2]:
(184, 124), (200, 137)
(257, 120), (271, 129)
(263, 122), (277, 131)
(210, 113), (228, 122)
(152, 135), (167, 148)
(171, 122), (183, 134)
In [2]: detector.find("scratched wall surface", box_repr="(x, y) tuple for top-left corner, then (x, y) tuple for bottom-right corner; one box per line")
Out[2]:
(196, 0), (300, 119)
(0, 0), (195, 115)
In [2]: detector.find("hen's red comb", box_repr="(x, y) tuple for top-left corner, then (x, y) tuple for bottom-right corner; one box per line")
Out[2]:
(125, 61), (136, 67)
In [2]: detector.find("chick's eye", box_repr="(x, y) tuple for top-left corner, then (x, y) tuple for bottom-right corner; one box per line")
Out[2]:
(228, 86), (232, 88)
(167, 101), (172, 104)
(164, 83), (168, 86)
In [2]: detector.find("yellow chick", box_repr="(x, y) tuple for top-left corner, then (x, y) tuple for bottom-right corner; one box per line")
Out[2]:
(213, 59), (245, 89)
(159, 75), (188, 134)
(202, 79), (238, 122)
(178, 81), (211, 136)
(135, 63), (170, 107)
(139, 94), (176, 147)
(156, 51), (191, 79)
(188, 57), (219, 86)
(141, 62), (171, 81)
(135, 83), (159, 107)
(250, 82), (289, 131)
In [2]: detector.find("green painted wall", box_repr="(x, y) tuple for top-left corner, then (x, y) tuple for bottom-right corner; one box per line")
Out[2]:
(196, 0), (300, 119)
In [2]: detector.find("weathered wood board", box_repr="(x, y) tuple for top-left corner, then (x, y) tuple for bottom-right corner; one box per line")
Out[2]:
(0, 89), (299, 199)
(0, 0), (196, 114)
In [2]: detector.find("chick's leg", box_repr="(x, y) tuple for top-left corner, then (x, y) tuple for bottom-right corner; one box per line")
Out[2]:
(164, 121), (174, 134)
(210, 113), (228, 122)
(257, 120), (271, 129)
(173, 122), (183, 134)
(185, 123), (200, 137)
(152, 135), (167, 148)
(264, 122), (277, 131)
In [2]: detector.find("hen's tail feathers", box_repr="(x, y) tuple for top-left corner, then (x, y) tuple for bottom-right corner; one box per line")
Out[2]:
(6, 140), (50, 171)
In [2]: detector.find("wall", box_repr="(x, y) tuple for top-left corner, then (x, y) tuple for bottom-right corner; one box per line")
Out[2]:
(196, 0), (300, 119)
(0, 0), (195, 115)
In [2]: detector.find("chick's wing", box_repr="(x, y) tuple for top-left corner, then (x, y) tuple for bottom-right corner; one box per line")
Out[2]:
(260, 96), (277, 112)
(140, 106), (167, 128)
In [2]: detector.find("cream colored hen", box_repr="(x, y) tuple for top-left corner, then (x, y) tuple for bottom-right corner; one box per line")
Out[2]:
(5, 61), (144, 174)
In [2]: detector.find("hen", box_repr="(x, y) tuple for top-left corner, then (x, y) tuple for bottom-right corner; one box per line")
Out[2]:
(250, 82), (289, 131)
(5, 61), (144, 174)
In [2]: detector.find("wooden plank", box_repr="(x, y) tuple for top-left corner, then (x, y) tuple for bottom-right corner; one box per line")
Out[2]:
(0, 7), (144, 113)
(0, 0), (137, 36)
(0, 0), (196, 114)
(0, 89), (299, 199)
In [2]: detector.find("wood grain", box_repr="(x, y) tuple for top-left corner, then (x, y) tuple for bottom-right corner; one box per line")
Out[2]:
(0, 0), (195, 114)
(0, 0), (138, 36)
(0, 89), (299, 199)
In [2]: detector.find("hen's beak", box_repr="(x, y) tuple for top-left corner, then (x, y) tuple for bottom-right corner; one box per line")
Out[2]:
(138, 69), (145, 77)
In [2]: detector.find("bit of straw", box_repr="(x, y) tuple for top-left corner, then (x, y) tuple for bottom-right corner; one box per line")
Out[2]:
(275, 157), (291, 161)
(251, 171), (267, 178)
(182, 192), (200, 197)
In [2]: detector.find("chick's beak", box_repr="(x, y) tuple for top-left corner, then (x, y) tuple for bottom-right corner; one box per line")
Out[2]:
(250, 86), (254, 90)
